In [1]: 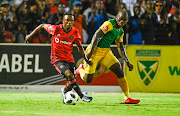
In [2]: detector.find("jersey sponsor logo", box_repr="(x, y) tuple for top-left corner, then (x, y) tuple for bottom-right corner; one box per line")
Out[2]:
(135, 50), (161, 87)
(55, 38), (59, 43)
(60, 40), (72, 45)
(54, 37), (72, 45)
(69, 36), (73, 40)
(103, 26), (108, 31)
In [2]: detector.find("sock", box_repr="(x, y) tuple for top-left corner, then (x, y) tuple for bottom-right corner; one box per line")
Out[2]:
(117, 76), (130, 100)
(79, 69), (85, 81)
(68, 78), (84, 98)
(64, 84), (72, 94)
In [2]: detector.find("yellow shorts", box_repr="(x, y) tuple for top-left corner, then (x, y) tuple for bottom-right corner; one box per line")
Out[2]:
(84, 45), (119, 74)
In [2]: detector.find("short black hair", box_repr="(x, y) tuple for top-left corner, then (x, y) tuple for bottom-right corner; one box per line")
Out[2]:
(63, 12), (74, 17)
(58, 2), (65, 6)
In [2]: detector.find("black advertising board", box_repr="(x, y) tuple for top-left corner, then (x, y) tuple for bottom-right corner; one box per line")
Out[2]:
(0, 44), (120, 85)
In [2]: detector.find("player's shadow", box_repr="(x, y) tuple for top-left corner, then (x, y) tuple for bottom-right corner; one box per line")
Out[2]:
(119, 102), (141, 106)
(101, 103), (141, 106)
(135, 103), (180, 106)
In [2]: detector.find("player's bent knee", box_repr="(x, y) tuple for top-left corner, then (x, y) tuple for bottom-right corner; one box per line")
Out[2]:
(66, 73), (74, 80)
(116, 73), (124, 78)
(86, 78), (93, 83)
(85, 75), (93, 83)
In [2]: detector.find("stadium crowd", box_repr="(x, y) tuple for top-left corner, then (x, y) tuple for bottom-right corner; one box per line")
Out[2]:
(0, 0), (179, 45)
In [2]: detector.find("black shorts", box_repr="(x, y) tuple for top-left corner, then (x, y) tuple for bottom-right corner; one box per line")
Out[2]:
(54, 61), (75, 76)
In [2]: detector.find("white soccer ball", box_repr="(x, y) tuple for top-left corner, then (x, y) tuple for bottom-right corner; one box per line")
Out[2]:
(64, 91), (79, 105)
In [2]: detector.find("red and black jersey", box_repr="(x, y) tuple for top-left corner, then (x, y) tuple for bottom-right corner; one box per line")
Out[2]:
(45, 24), (82, 64)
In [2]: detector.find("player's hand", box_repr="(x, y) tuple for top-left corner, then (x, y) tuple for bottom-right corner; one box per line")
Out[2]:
(24, 39), (29, 44)
(127, 61), (133, 71)
(24, 35), (31, 43)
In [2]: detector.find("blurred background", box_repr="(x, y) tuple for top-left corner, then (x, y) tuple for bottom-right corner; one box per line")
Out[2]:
(0, 0), (179, 45)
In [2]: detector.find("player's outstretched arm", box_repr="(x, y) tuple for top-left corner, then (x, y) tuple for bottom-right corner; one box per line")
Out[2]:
(116, 41), (133, 71)
(76, 43), (93, 66)
(24, 24), (49, 43)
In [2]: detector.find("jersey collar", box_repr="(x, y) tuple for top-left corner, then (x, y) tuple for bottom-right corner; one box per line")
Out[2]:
(115, 19), (122, 31)
(62, 25), (72, 33)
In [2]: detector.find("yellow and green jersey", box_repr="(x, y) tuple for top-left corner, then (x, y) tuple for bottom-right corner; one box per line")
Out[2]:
(97, 19), (124, 48)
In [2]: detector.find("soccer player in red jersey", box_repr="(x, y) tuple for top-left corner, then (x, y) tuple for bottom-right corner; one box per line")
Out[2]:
(25, 13), (93, 103)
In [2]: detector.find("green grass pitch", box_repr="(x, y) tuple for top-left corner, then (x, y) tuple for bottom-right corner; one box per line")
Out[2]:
(0, 92), (180, 116)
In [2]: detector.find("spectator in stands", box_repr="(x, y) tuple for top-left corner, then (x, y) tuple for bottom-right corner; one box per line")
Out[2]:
(105, 0), (118, 16)
(118, 3), (128, 14)
(36, 0), (47, 24)
(83, 1), (92, 21)
(128, 5), (142, 44)
(15, 22), (27, 43)
(60, 0), (68, 8)
(87, 0), (109, 44)
(130, 0), (145, 17)
(81, 0), (92, 43)
(0, 1), (13, 22)
(5, 19), (16, 35)
(0, 1), (17, 43)
(47, 2), (65, 25)
(0, 20), (5, 42)
(0, 18), (4, 29)
(0, 19), (16, 43)
(121, 0), (137, 11)
(45, 0), (56, 14)
(168, 3), (180, 45)
(165, 0), (176, 15)
(72, 1), (87, 42)
(80, 0), (91, 14)
(140, 0), (155, 45)
(38, 0), (52, 23)
(9, 1), (18, 28)
(21, 0), (51, 44)
(16, 1), (37, 33)
(35, 0), (51, 27)
(153, 1), (170, 45)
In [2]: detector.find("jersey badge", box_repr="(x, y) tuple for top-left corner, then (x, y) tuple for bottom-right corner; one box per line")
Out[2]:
(69, 36), (73, 40)
(103, 26), (108, 31)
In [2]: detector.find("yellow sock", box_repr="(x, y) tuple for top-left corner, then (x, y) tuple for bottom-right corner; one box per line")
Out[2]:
(79, 69), (85, 81)
(118, 76), (130, 100)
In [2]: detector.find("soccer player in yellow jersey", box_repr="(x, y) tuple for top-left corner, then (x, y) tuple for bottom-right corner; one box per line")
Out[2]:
(76, 10), (140, 104)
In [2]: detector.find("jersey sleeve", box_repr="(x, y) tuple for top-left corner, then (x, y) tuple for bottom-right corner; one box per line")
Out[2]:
(100, 21), (113, 34)
(117, 33), (124, 43)
(73, 29), (82, 45)
(45, 24), (57, 35)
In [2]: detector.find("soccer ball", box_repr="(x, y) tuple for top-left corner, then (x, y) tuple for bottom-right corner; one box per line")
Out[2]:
(64, 91), (79, 105)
